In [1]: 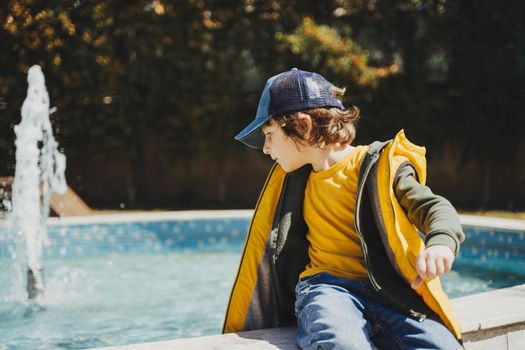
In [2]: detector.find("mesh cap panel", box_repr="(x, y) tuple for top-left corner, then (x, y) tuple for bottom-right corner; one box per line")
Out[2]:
(269, 69), (343, 116)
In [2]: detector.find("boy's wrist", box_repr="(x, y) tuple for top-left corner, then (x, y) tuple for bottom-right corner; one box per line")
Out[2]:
(425, 232), (459, 257)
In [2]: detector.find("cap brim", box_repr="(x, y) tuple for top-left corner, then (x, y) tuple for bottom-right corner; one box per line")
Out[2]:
(235, 73), (284, 149)
(234, 116), (269, 149)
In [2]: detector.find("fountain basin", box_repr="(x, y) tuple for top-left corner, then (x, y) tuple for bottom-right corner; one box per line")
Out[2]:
(0, 211), (523, 349)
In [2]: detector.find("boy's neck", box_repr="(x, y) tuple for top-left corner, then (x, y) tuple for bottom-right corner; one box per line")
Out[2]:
(308, 144), (356, 172)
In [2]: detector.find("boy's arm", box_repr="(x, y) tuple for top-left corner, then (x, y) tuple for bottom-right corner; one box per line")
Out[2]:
(394, 164), (465, 289)
(393, 164), (465, 256)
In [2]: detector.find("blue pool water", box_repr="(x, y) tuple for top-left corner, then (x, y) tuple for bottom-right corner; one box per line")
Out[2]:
(0, 251), (239, 349)
(0, 216), (524, 349)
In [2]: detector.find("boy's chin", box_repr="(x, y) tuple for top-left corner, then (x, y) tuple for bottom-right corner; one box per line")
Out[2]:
(279, 163), (302, 173)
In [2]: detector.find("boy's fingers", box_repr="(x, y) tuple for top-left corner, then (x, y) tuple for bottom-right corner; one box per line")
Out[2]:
(411, 275), (424, 289)
(426, 254), (437, 278)
(436, 257), (445, 276)
(443, 255), (453, 273)
(416, 253), (427, 277)
(413, 246), (455, 289)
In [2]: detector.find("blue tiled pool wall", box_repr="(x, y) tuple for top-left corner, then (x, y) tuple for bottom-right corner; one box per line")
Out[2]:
(0, 220), (524, 275)
(0, 218), (251, 259)
(455, 225), (525, 275)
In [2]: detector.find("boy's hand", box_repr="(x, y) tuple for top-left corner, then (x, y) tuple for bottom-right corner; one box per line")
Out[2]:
(411, 245), (454, 289)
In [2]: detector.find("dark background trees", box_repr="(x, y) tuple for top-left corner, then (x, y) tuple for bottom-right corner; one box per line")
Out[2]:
(1, 0), (524, 211)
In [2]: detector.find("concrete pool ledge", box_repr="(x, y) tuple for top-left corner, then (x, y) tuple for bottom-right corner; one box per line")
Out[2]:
(46, 209), (254, 225)
(2, 210), (521, 230)
(93, 283), (525, 350)
(453, 283), (525, 349)
(459, 215), (525, 232)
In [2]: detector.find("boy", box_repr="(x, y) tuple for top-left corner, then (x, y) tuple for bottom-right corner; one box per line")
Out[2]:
(223, 68), (464, 350)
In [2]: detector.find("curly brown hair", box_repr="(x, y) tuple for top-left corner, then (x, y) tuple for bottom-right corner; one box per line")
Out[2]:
(269, 86), (360, 147)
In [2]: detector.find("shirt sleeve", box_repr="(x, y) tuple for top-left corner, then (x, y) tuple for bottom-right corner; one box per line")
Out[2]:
(393, 164), (465, 256)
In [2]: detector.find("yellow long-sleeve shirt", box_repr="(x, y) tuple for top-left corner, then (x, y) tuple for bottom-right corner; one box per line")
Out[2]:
(300, 145), (370, 280)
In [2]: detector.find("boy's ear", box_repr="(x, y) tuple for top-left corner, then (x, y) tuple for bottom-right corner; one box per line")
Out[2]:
(297, 112), (313, 138)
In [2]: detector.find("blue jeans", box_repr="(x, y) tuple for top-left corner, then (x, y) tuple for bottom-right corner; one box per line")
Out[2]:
(294, 272), (462, 350)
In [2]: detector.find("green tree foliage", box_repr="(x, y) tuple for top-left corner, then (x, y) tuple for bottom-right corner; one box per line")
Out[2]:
(278, 16), (398, 88)
(0, 0), (523, 209)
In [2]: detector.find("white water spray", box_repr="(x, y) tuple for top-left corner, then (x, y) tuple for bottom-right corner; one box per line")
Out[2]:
(9, 65), (67, 300)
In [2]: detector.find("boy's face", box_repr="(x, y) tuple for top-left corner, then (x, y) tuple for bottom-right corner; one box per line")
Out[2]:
(261, 119), (308, 173)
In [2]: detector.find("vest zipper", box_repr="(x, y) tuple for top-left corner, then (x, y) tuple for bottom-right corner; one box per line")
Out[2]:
(355, 149), (432, 325)
(355, 151), (382, 291)
(410, 309), (427, 322)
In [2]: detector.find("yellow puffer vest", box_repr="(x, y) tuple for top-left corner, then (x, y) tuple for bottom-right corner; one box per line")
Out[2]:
(223, 130), (462, 340)
(373, 130), (462, 339)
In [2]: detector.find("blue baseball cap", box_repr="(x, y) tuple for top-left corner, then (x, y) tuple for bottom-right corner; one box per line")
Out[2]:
(234, 68), (345, 149)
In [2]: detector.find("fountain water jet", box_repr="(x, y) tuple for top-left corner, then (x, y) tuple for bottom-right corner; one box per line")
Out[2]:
(9, 65), (67, 300)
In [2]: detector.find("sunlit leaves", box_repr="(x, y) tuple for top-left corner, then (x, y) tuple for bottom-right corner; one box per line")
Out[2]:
(279, 16), (398, 88)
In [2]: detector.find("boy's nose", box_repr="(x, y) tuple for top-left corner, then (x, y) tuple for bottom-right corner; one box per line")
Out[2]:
(262, 142), (270, 155)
